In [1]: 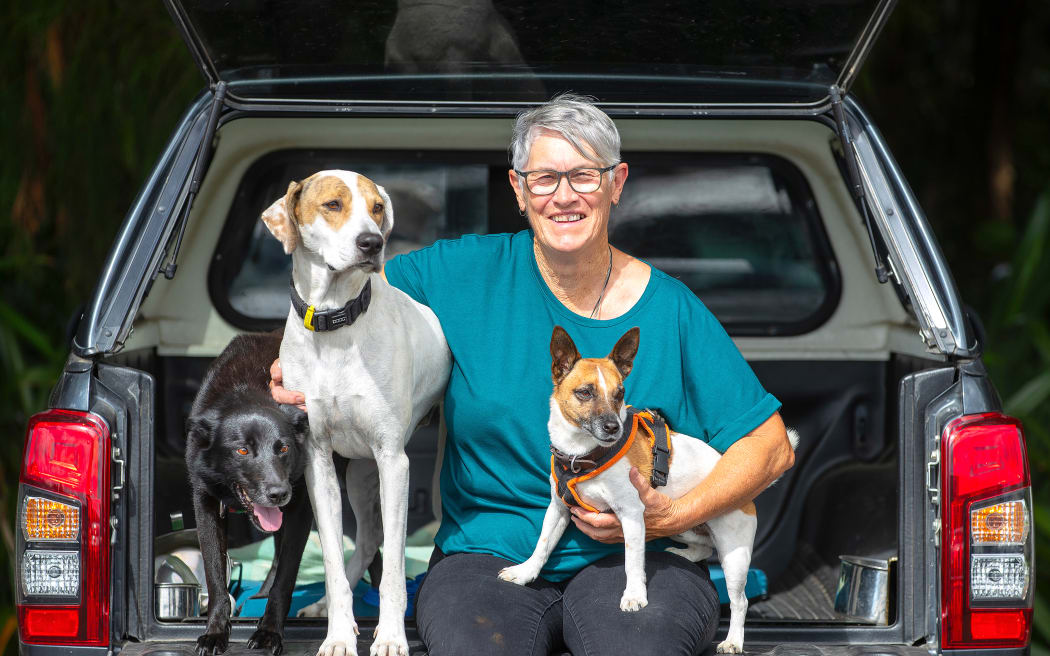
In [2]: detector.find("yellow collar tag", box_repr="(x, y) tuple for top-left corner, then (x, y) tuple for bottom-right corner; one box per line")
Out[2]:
(303, 306), (316, 331)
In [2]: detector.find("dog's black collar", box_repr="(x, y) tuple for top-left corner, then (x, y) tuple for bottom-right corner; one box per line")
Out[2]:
(290, 277), (372, 332)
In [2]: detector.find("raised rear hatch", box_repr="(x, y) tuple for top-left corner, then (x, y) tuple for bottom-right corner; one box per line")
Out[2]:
(165, 0), (896, 107)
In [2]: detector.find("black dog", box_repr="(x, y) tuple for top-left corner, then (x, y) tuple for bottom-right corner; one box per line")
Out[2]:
(186, 331), (311, 656)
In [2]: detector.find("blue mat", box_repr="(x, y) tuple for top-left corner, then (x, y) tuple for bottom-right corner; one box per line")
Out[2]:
(233, 567), (763, 616)
(234, 573), (426, 618)
(710, 566), (768, 603)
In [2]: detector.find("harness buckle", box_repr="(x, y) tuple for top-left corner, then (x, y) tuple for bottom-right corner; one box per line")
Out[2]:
(303, 306), (316, 331)
(648, 412), (671, 488)
(651, 446), (670, 487)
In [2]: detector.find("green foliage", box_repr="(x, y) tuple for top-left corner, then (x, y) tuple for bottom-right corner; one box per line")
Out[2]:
(0, 1), (201, 653)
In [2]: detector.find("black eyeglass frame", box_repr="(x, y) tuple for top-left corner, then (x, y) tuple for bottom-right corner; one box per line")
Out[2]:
(514, 164), (619, 195)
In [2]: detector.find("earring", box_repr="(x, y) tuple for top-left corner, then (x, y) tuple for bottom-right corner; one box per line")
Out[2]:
(518, 207), (527, 216)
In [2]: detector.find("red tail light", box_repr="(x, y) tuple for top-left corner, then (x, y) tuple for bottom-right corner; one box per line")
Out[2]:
(941, 412), (1033, 649)
(17, 409), (111, 646)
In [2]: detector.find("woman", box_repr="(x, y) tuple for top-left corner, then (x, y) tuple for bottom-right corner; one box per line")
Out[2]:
(272, 94), (795, 655)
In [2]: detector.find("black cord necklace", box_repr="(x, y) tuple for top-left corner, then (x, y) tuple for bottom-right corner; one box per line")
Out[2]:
(590, 244), (613, 319)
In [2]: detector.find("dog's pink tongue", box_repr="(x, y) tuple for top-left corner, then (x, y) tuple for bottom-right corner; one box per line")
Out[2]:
(254, 505), (283, 532)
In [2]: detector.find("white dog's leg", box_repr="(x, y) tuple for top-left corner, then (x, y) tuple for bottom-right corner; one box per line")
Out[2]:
(499, 493), (570, 585)
(370, 448), (410, 656)
(345, 459), (384, 589)
(299, 460), (384, 619)
(305, 438), (359, 656)
(711, 512), (757, 654)
(611, 498), (648, 612)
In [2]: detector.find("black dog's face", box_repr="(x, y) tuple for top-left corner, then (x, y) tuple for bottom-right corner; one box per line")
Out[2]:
(189, 402), (309, 533)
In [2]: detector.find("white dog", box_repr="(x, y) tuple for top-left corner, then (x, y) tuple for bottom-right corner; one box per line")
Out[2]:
(261, 170), (450, 656)
(499, 326), (797, 654)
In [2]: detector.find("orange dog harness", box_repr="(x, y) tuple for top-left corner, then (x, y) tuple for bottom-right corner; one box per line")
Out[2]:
(551, 408), (671, 513)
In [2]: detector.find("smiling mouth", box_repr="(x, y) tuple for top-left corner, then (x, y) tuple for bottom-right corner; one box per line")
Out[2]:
(234, 484), (284, 533)
(551, 214), (585, 224)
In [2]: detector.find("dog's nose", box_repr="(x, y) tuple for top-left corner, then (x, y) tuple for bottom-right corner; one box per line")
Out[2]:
(266, 485), (290, 506)
(602, 419), (620, 436)
(356, 233), (383, 256)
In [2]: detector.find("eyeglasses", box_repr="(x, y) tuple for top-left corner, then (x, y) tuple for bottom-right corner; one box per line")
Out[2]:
(515, 165), (618, 195)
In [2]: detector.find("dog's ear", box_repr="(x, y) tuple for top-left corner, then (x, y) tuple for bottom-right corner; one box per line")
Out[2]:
(278, 403), (310, 443)
(376, 183), (394, 241)
(608, 327), (640, 379)
(550, 326), (581, 384)
(261, 180), (303, 254)
(186, 412), (219, 450)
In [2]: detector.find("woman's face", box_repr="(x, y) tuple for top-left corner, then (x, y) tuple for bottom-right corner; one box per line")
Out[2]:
(509, 131), (628, 257)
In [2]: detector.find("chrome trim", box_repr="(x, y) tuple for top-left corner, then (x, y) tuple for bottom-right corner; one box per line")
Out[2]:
(219, 95), (835, 117)
(218, 78), (837, 115)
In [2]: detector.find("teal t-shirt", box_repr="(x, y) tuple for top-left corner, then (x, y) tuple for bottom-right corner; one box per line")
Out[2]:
(385, 230), (780, 581)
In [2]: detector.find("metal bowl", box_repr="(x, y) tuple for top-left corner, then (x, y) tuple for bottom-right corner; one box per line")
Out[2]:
(155, 530), (234, 615)
(154, 582), (201, 620)
(834, 554), (896, 625)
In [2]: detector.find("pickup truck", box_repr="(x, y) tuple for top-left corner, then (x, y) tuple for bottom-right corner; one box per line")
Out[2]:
(15, 0), (1035, 654)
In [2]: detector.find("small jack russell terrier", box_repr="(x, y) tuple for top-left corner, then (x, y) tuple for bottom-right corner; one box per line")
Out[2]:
(261, 170), (450, 656)
(499, 326), (798, 654)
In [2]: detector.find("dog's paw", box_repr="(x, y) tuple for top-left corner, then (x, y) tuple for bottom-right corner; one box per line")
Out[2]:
(667, 545), (713, 562)
(297, 596), (329, 618)
(195, 630), (230, 656)
(316, 632), (359, 656)
(619, 589), (648, 612)
(247, 628), (284, 656)
(497, 564), (538, 586)
(369, 621), (408, 656)
(716, 639), (743, 654)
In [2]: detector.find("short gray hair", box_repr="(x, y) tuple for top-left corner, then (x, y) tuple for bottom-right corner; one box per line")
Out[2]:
(510, 93), (621, 171)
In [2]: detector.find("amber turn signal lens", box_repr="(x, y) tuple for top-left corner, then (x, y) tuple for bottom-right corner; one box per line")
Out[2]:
(971, 500), (1028, 546)
(22, 497), (80, 542)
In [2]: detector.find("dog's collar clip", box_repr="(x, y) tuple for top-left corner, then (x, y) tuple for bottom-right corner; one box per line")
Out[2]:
(290, 277), (372, 332)
(554, 450), (599, 474)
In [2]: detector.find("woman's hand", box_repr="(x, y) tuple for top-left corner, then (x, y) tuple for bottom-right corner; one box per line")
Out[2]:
(574, 413), (794, 544)
(269, 358), (307, 412)
(570, 467), (686, 543)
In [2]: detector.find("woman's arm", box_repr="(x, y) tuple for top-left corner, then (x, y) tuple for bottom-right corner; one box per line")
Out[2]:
(570, 411), (795, 542)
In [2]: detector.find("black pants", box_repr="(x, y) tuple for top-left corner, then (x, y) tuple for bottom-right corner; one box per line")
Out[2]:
(414, 549), (721, 656)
